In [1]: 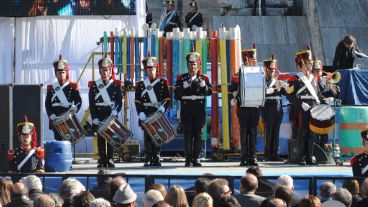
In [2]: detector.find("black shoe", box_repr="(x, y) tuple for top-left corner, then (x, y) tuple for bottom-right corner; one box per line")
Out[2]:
(97, 163), (105, 168)
(144, 162), (150, 167)
(185, 161), (191, 167)
(107, 160), (115, 168)
(239, 161), (247, 166)
(248, 160), (259, 166)
(192, 162), (202, 167)
(152, 160), (162, 166)
(306, 159), (318, 166)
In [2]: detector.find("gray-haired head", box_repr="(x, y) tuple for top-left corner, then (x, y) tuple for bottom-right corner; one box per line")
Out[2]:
(59, 178), (86, 200)
(276, 175), (294, 191)
(143, 189), (164, 207)
(89, 198), (111, 207)
(21, 175), (43, 191)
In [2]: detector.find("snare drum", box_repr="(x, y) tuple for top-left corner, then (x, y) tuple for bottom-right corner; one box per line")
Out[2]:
(52, 109), (85, 143)
(309, 104), (335, 134)
(97, 116), (132, 150)
(239, 66), (265, 107)
(142, 111), (176, 147)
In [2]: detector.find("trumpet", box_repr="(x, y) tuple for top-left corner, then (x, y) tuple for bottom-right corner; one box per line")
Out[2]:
(326, 71), (341, 84)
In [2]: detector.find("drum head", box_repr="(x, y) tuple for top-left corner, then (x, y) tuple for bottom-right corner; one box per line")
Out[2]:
(310, 104), (335, 121)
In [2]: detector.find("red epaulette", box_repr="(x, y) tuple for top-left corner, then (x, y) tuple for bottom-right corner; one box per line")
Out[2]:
(201, 74), (210, 82)
(88, 81), (95, 88)
(7, 149), (15, 161)
(350, 156), (358, 166)
(47, 85), (53, 91)
(70, 82), (78, 90)
(35, 147), (44, 158)
(161, 78), (168, 84)
(278, 73), (297, 82)
(231, 75), (239, 83)
(176, 75), (183, 82)
(114, 80), (122, 86)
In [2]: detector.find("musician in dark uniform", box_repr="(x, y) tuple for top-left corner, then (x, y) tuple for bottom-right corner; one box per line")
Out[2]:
(287, 49), (322, 165)
(135, 55), (171, 167)
(8, 117), (44, 173)
(312, 59), (339, 150)
(45, 55), (82, 141)
(185, 1), (203, 31)
(262, 56), (287, 161)
(174, 51), (212, 167)
(351, 129), (368, 177)
(229, 47), (260, 166)
(88, 56), (122, 168)
(159, 0), (182, 36)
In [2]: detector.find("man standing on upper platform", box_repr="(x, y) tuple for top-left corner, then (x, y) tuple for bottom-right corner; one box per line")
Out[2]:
(185, 1), (203, 31)
(45, 55), (82, 141)
(159, 0), (181, 36)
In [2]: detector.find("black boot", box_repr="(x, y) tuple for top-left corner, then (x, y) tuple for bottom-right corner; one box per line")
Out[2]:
(239, 160), (247, 166)
(248, 158), (259, 166)
(97, 159), (105, 168)
(192, 159), (202, 167)
(185, 159), (191, 167)
(144, 157), (151, 167)
(107, 159), (115, 168)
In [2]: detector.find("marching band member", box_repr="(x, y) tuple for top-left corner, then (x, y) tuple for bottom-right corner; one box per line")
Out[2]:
(262, 56), (287, 161)
(174, 51), (212, 167)
(88, 56), (122, 168)
(312, 59), (339, 150)
(229, 46), (260, 166)
(135, 55), (171, 167)
(185, 1), (203, 31)
(159, 0), (182, 36)
(287, 49), (322, 165)
(351, 129), (368, 177)
(8, 116), (44, 173)
(45, 55), (82, 141)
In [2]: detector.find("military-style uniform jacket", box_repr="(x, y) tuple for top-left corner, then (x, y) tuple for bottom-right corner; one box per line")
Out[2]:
(185, 11), (203, 31)
(8, 147), (44, 173)
(174, 73), (212, 108)
(317, 81), (339, 99)
(88, 79), (123, 122)
(135, 77), (171, 117)
(159, 10), (182, 34)
(45, 81), (82, 118)
(264, 78), (287, 112)
(351, 152), (368, 177)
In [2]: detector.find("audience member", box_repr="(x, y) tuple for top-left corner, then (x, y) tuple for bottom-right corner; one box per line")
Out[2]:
(33, 194), (55, 207)
(260, 198), (287, 207)
(113, 183), (137, 207)
(4, 182), (33, 207)
(299, 195), (321, 207)
(186, 177), (211, 205)
(274, 186), (292, 207)
(109, 176), (127, 203)
(73, 191), (95, 207)
(91, 169), (112, 200)
(218, 195), (240, 207)
(165, 185), (189, 207)
(89, 198), (111, 207)
(59, 178), (86, 207)
(235, 174), (265, 207)
(356, 178), (368, 207)
(319, 182), (336, 203)
(333, 188), (352, 207)
(48, 193), (63, 207)
(143, 190), (164, 207)
(192, 192), (213, 207)
(277, 175), (302, 207)
(0, 178), (13, 206)
(152, 200), (172, 207)
(207, 178), (231, 206)
(151, 184), (167, 198)
(247, 167), (275, 198)
(342, 179), (362, 207)
(21, 175), (44, 201)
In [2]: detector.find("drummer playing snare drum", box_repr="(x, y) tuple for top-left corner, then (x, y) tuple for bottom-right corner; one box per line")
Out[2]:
(135, 54), (171, 167)
(45, 55), (82, 141)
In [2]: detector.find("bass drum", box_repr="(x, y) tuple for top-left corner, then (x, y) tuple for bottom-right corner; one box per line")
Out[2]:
(239, 66), (265, 107)
(309, 104), (335, 135)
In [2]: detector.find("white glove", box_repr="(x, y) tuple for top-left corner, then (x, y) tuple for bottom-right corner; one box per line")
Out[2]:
(231, 99), (236, 106)
(324, 97), (335, 105)
(92, 118), (100, 126)
(139, 112), (147, 121)
(70, 105), (77, 112)
(281, 81), (289, 88)
(183, 81), (190, 89)
(301, 102), (310, 111)
(50, 114), (57, 121)
(199, 79), (206, 88)
(265, 88), (275, 94)
(111, 110), (118, 116)
(158, 105), (165, 113)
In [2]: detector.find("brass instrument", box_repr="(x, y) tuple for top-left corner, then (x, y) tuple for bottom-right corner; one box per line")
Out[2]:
(326, 71), (341, 84)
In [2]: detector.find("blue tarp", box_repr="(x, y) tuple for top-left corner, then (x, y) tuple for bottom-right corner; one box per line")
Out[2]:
(338, 69), (368, 105)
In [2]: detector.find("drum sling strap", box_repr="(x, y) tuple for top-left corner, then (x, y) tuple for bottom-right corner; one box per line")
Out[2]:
(51, 82), (71, 107)
(362, 164), (368, 175)
(267, 79), (276, 88)
(95, 79), (114, 107)
(159, 10), (176, 31)
(17, 149), (35, 171)
(189, 12), (200, 23)
(296, 73), (320, 104)
(142, 78), (160, 107)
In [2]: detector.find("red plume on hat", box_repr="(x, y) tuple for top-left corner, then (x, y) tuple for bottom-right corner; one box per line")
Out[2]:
(17, 115), (37, 148)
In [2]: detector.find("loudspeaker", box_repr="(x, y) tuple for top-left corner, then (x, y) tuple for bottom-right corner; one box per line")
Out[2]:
(288, 139), (333, 164)
(0, 85), (11, 172)
(288, 139), (300, 163)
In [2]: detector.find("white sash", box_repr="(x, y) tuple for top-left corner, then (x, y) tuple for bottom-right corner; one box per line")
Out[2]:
(51, 82), (71, 107)
(297, 73), (320, 104)
(17, 149), (35, 171)
(362, 164), (368, 175)
(159, 10), (176, 30)
(142, 78), (160, 107)
(189, 12), (200, 23)
(268, 79), (276, 88)
(95, 79), (114, 107)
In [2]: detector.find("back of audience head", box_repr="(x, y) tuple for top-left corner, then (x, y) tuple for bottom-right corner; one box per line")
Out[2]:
(110, 176), (127, 200)
(152, 200), (172, 207)
(0, 178), (13, 206)
(151, 183), (167, 198)
(59, 178), (86, 201)
(360, 178), (368, 198)
(342, 179), (359, 195)
(246, 166), (263, 177)
(240, 174), (258, 193)
(260, 198), (287, 207)
(319, 182), (336, 202)
(113, 183), (137, 207)
(219, 195), (240, 207)
(73, 191), (95, 207)
(89, 198), (111, 207)
(143, 189), (164, 207)
(165, 185), (189, 207)
(207, 178), (231, 203)
(333, 188), (352, 207)
(34, 194), (56, 207)
(21, 175), (42, 191)
(276, 175), (294, 191)
(195, 178), (210, 194)
(274, 186), (292, 207)
(12, 182), (28, 195)
(49, 193), (64, 207)
(192, 192), (213, 207)
(299, 195), (320, 207)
